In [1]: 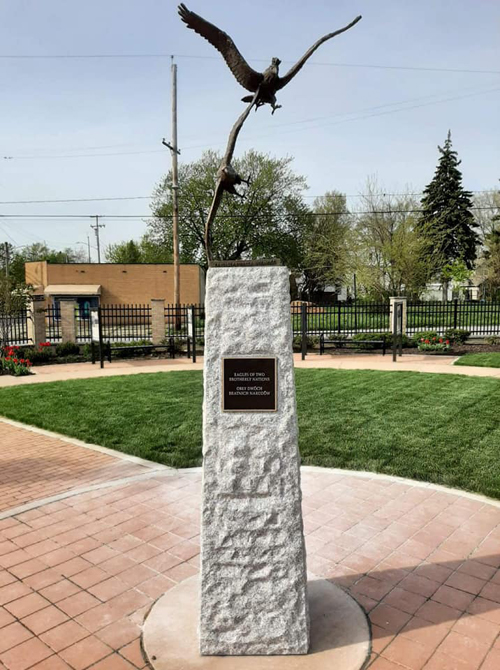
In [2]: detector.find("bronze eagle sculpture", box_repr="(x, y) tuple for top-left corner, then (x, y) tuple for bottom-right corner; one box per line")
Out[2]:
(178, 4), (362, 114)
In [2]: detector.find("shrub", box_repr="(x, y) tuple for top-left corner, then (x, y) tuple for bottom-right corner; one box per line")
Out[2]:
(292, 335), (319, 351)
(443, 329), (470, 345)
(22, 343), (55, 364)
(81, 344), (93, 360)
(55, 341), (80, 357)
(485, 336), (500, 345)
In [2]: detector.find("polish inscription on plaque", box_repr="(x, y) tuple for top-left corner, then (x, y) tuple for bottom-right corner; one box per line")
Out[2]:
(222, 357), (277, 412)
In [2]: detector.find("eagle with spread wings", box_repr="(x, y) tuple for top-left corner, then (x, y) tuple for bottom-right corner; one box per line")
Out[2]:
(178, 4), (362, 114)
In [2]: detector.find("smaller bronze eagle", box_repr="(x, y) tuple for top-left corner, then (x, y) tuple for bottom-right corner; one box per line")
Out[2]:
(178, 4), (361, 113)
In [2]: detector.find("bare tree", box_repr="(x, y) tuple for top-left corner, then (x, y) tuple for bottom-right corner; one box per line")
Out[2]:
(352, 178), (434, 300)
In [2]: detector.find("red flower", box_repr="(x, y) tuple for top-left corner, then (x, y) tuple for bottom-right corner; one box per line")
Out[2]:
(425, 339), (430, 344)
(446, 340), (450, 345)
(439, 338), (443, 343)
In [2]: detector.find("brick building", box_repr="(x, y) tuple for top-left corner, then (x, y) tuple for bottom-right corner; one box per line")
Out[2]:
(26, 261), (205, 312)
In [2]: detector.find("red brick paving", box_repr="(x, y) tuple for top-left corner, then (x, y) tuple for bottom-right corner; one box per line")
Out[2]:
(0, 423), (155, 513)
(0, 423), (499, 668)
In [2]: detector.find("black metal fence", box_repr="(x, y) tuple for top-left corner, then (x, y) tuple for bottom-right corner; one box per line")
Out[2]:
(291, 302), (390, 337)
(34, 299), (500, 348)
(45, 306), (61, 343)
(76, 307), (92, 343)
(407, 300), (500, 335)
(164, 304), (205, 342)
(100, 304), (152, 343)
(1, 310), (31, 345)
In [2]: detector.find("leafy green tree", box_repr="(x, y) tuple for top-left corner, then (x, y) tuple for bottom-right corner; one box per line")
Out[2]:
(4, 243), (86, 286)
(441, 260), (474, 297)
(302, 192), (352, 298)
(0, 273), (31, 347)
(418, 131), (479, 298)
(105, 237), (172, 264)
(148, 149), (311, 270)
(106, 240), (142, 263)
(0, 243), (15, 276)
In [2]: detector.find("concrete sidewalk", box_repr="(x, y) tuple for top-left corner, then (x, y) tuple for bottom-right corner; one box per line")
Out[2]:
(1, 353), (500, 388)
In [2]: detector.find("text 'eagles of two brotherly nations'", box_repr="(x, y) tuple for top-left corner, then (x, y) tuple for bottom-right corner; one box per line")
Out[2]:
(222, 357), (277, 412)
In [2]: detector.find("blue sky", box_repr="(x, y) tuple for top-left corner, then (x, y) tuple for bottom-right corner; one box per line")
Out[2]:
(1, 0), (499, 258)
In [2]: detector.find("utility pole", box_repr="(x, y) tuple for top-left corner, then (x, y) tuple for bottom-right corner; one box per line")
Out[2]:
(87, 236), (91, 263)
(3, 242), (9, 278)
(162, 56), (181, 322)
(90, 216), (105, 263)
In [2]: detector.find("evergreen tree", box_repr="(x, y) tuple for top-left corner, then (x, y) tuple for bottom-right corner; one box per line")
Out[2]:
(418, 132), (479, 289)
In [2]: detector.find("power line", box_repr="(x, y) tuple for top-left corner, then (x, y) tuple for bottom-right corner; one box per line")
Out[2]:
(0, 84), (488, 159)
(0, 196), (152, 204)
(0, 51), (499, 75)
(2, 149), (165, 160)
(0, 190), (497, 206)
(3, 86), (498, 162)
(1, 206), (499, 221)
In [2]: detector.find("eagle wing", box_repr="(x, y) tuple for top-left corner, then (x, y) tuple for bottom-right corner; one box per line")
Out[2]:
(178, 4), (263, 93)
(276, 15), (362, 91)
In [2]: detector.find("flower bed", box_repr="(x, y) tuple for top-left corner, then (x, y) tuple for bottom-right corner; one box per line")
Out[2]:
(417, 336), (451, 353)
(0, 345), (33, 376)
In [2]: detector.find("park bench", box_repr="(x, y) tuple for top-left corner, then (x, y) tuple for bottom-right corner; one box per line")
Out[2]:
(319, 334), (386, 356)
(91, 338), (182, 364)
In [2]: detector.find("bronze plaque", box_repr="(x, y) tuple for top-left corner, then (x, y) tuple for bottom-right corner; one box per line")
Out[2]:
(222, 357), (277, 412)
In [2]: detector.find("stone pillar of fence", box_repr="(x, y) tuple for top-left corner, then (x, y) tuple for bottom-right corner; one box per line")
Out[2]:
(60, 299), (77, 343)
(389, 296), (408, 334)
(27, 296), (47, 346)
(151, 299), (165, 345)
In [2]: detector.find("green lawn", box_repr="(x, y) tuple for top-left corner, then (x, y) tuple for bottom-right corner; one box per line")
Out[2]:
(455, 353), (500, 369)
(1, 369), (500, 498)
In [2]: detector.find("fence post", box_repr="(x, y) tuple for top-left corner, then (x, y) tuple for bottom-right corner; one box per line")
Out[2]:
(190, 305), (196, 363)
(389, 296), (407, 335)
(337, 301), (341, 334)
(301, 303), (307, 360)
(453, 298), (458, 329)
(392, 301), (404, 362)
(27, 296), (46, 346)
(59, 299), (77, 343)
(98, 306), (104, 369)
(151, 299), (165, 345)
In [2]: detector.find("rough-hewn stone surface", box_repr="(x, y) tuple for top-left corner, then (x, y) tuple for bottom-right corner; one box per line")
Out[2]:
(200, 266), (309, 655)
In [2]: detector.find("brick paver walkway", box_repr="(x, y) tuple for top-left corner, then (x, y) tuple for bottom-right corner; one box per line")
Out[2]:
(0, 425), (499, 669)
(0, 423), (157, 514)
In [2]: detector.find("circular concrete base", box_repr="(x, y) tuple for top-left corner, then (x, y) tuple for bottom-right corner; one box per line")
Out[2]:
(142, 576), (371, 670)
